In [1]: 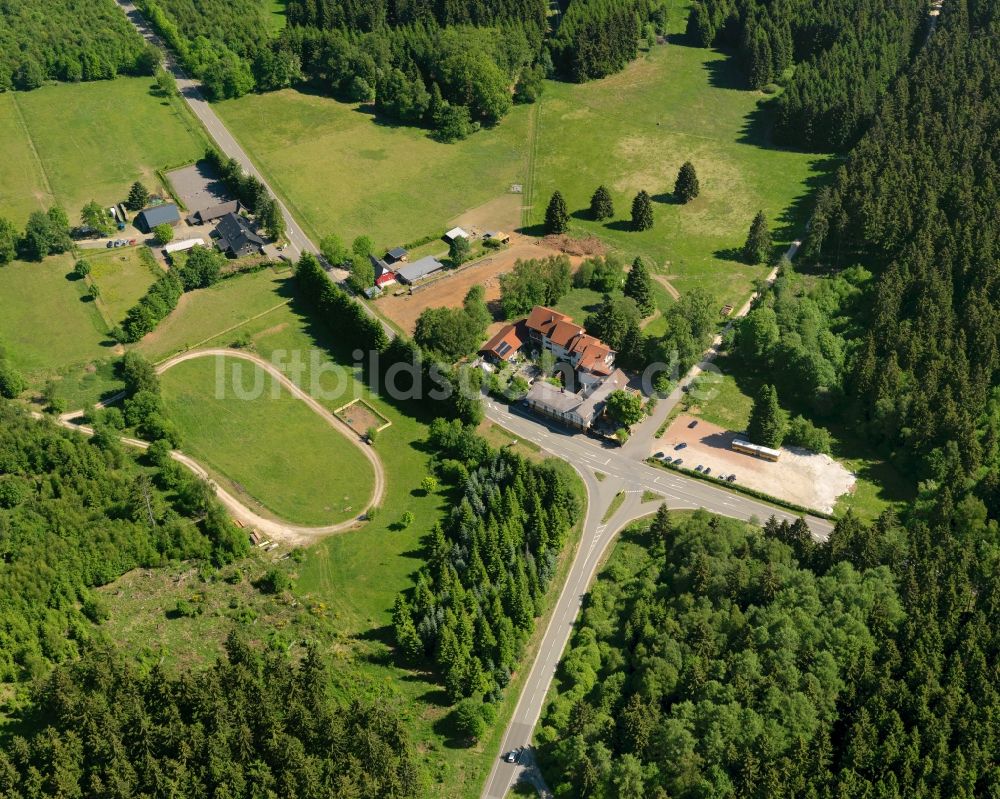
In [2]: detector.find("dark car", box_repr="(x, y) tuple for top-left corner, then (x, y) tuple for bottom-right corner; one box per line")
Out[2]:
(656, 452), (665, 459)
(674, 458), (683, 466)
(695, 465), (704, 472)
(704, 467), (711, 475)
(674, 442), (687, 451)
(727, 474), (737, 482)
(688, 420), (698, 428)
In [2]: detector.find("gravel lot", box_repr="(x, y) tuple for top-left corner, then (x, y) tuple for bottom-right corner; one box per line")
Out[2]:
(656, 414), (855, 514)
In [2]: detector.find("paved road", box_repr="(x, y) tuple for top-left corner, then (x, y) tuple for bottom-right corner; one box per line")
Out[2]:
(479, 398), (832, 798)
(57, 348), (386, 546)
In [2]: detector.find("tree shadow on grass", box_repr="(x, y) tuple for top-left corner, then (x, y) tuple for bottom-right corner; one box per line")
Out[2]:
(571, 208), (597, 222)
(652, 192), (682, 205)
(702, 51), (749, 91)
(772, 155), (840, 244)
(603, 219), (634, 232)
(713, 247), (745, 263)
(515, 222), (547, 237)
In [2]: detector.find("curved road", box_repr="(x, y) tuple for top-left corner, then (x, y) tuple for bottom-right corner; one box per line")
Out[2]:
(60, 349), (386, 547)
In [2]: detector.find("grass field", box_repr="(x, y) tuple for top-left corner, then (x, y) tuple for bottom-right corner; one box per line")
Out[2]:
(530, 40), (832, 312)
(160, 355), (376, 526)
(214, 91), (533, 248)
(0, 256), (111, 378)
(137, 267), (293, 361)
(87, 246), (161, 323)
(0, 78), (205, 229)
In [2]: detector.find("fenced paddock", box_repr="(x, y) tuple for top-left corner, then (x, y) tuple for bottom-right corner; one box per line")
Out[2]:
(335, 398), (392, 436)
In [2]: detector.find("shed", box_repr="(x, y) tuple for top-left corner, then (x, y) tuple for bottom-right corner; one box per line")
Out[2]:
(444, 227), (469, 242)
(135, 204), (180, 233)
(385, 246), (408, 263)
(396, 256), (445, 284)
(164, 237), (205, 254)
(484, 231), (510, 244)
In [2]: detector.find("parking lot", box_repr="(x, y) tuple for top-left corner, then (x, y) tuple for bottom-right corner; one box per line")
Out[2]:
(166, 161), (232, 214)
(656, 414), (855, 514)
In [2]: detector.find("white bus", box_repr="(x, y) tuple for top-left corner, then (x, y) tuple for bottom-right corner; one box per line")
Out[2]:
(732, 438), (781, 462)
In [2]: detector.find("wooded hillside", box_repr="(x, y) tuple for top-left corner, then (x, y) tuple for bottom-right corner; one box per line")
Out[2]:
(0, 0), (154, 90)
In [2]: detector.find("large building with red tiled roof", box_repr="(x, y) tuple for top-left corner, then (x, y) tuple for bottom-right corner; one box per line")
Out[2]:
(523, 305), (615, 377)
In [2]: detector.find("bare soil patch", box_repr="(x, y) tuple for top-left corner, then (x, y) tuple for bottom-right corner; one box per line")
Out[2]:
(541, 234), (606, 257)
(657, 413), (856, 514)
(336, 398), (390, 436)
(377, 237), (565, 335)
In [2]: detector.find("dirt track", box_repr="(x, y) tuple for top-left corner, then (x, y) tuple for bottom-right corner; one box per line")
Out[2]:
(57, 348), (387, 547)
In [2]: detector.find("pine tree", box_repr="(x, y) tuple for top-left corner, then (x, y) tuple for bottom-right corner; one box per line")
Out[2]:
(747, 383), (784, 447)
(650, 503), (671, 565)
(623, 256), (654, 316)
(674, 161), (700, 203)
(545, 191), (569, 234)
(126, 181), (150, 211)
(589, 185), (614, 220)
(630, 191), (653, 231)
(742, 210), (772, 264)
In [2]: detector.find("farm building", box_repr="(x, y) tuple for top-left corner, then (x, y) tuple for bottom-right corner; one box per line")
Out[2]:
(135, 204), (180, 233)
(188, 200), (241, 225)
(396, 255), (445, 284)
(385, 246), (408, 263)
(369, 254), (397, 288)
(480, 323), (525, 364)
(444, 227), (469, 242)
(484, 231), (510, 244)
(163, 238), (205, 254)
(212, 212), (264, 258)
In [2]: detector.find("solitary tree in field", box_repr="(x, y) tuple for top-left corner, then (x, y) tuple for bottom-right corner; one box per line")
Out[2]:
(589, 185), (614, 220)
(742, 210), (772, 264)
(544, 191), (569, 234)
(747, 383), (784, 447)
(127, 182), (150, 211)
(674, 161), (700, 203)
(152, 224), (174, 245)
(73, 260), (91, 279)
(623, 256), (655, 316)
(630, 191), (654, 231)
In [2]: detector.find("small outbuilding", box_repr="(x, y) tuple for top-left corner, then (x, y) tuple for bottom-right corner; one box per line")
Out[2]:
(385, 246), (408, 264)
(188, 200), (241, 226)
(135, 204), (180, 233)
(444, 227), (469, 243)
(484, 231), (510, 244)
(396, 255), (445, 284)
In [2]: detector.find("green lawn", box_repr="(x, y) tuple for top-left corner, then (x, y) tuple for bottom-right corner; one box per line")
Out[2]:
(214, 90), (533, 248)
(137, 267), (293, 362)
(0, 256), (111, 378)
(0, 94), (50, 226)
(87, 246), (161, 323)
(1, 78), (205, 228)
(160, 355), (376, 526)
(530, 41), (832, 313)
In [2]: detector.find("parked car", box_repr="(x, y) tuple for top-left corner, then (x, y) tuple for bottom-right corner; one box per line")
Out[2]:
(688, 420), (698, 428)
(704, 467), (711, 475)
(656, 452), (665, 459)
(674, 459), (683, 466)
(695, 465), (704, 472)
(674, 442), (687, 450)
(662, 456), (673, 464)
(727, 474), (737, 482)
(106, 240), (113, 248)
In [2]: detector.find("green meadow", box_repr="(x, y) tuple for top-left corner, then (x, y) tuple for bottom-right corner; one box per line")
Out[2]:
(214, 89), (533, 248)
(529, 42), (831, 312)
(0, 78), (205, 228)
(160, 355), (376, 526)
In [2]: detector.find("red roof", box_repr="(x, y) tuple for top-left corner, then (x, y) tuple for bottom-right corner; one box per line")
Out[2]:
(525, 306), (570, 337)
(375, 271), (396, 287)
(481, 323), (525, 361)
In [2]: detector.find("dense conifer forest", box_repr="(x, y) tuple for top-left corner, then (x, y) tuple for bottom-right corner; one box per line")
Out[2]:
(393, 421), (582, 705)
(0, 0), (155, 90)
(687, 0), (926, 149)
(0, 637), (422, 797)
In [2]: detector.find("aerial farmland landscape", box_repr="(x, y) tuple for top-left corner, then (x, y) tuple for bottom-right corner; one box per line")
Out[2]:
(0, 0), (997, 796)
